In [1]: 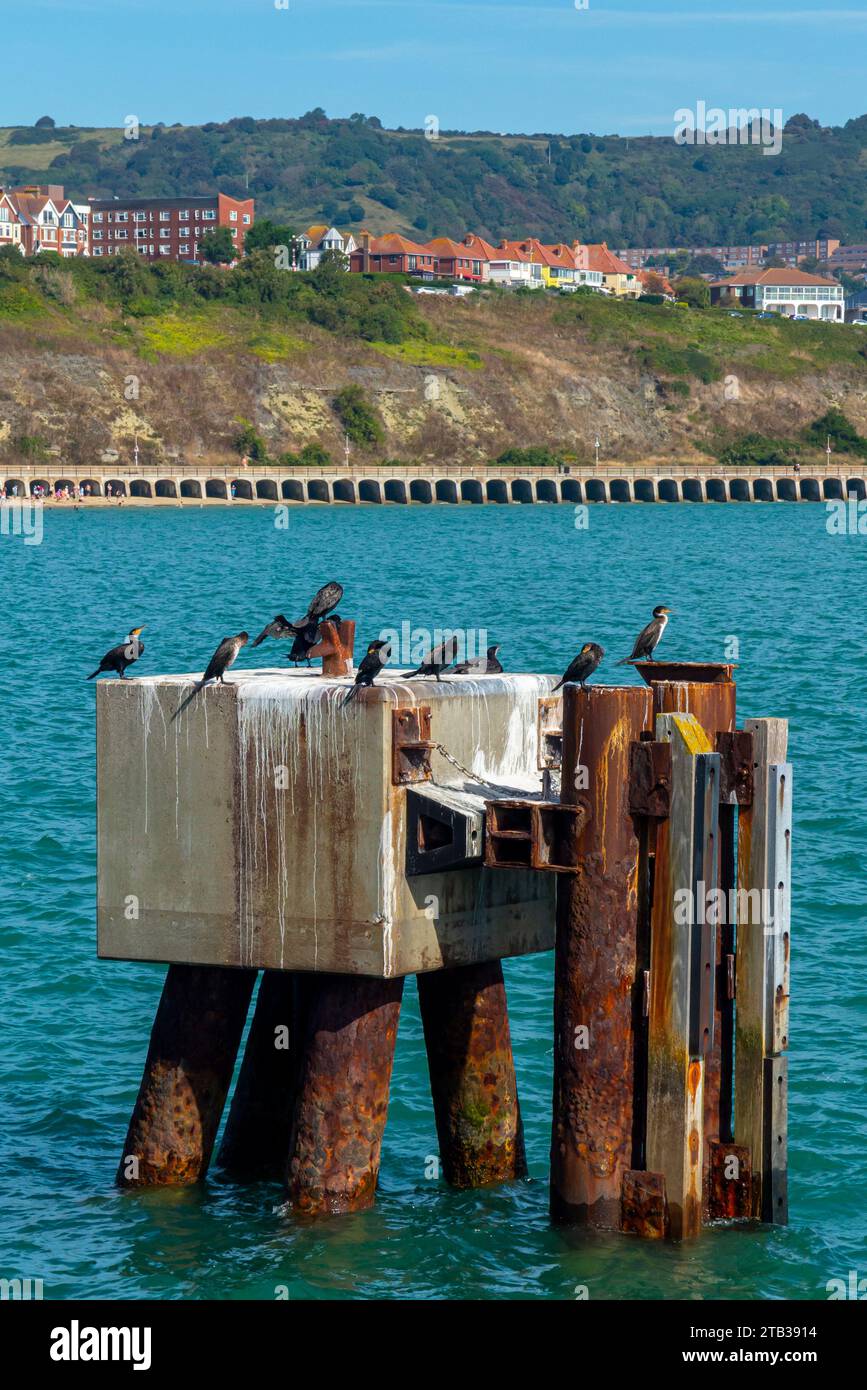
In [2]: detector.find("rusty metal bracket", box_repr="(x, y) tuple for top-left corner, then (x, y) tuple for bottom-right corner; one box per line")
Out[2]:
(621, 1170), (668, 1239)
(537, 695), (563, 771)
(717, 730), (754, 806)
(707, 1141), (752, 1220)
(392, 706), (433, 785)
(484, 799), (590, 873)
(628, 740), (672, 818)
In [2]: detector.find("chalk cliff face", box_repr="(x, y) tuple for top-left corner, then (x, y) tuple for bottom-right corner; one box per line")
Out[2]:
(1, 293), (866, 470)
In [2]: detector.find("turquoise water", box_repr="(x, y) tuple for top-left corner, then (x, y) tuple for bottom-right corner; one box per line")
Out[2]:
(2, 501), (865, 1301)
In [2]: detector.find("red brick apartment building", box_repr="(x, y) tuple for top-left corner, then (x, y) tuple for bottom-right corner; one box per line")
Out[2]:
(87, 192), (254, 262)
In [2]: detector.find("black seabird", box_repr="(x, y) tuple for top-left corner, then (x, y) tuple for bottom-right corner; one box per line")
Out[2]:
(552, 642), (604, 692)
(87, 626), (145, 680)
(401, 634), (460, 682)
(253, 582), (344, 666)
(453, 644), (503, 675)
(172, 632), (249, 721)
(616, 606), (674, 665)
(342, 640), (391, 707)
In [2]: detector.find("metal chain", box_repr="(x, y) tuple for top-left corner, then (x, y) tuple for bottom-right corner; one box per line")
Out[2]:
(430, 740), (514, 791)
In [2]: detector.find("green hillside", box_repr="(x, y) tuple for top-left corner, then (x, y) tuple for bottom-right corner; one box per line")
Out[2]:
(1, 110), (866, 246)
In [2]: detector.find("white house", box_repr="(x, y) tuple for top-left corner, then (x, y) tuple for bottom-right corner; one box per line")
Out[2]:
(710, 267), (845, 321)
(299, 225), (357, 271)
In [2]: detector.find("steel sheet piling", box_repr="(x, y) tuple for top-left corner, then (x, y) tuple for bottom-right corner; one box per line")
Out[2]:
(550, 684), (653, 1228)
(417, 960), (527, 1188)
(286, 973), (403, 1215)
(117, 963), (256, 1187)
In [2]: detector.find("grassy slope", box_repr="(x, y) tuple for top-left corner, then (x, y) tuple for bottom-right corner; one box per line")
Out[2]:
(1, 269), (866, 470)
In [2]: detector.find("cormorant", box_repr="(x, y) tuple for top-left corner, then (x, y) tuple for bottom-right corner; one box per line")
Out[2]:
(171, 632), (249, 721)
(251, 615), (293, 648)
(552, 642), (604, 692)
(252, 582), (344, 666)
(401, 635), (460, 682)
(342, 640), (391, 706)
(453, 644), (503, 674)
(616, 606), (674, 665)
(87, 626), (145, 680)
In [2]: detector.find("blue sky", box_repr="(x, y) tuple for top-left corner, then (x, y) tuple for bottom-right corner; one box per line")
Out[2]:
(3, 0), (865, 136)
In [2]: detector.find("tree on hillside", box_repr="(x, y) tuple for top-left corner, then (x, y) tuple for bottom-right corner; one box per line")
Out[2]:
(333, 385), (384, 448)
(684, 253), (725, 277)
(672, 276), (710, 308)
(35, 115), (55, 128)
(244, 219), (300, 255)
(198, 227), (236, 265)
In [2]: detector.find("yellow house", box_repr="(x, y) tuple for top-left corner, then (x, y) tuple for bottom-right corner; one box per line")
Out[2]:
(574, 241), (641, 297)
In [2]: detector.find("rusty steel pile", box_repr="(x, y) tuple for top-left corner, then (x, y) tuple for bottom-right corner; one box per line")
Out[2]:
(99, 625), (791, 1239)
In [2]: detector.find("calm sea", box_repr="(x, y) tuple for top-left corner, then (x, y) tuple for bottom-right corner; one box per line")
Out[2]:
(1, 500), (865, 1300)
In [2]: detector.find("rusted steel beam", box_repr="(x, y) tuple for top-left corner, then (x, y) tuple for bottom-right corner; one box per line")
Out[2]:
(217, 970), (300, 1181)
(717, 730), (754, 806)
(621, 1169), (668, 1239)
(628, 739), (672, 818)
(652, 679), (737, 1206)
(286, 973), (403, 1215)
(550, 684), (653, 1228)
(117, 964), (256, 1187)
(645, 713), (718, 1240)
(708, 1141), (752, 1220)
(392, 706), (433, 785)
(307, 618), (356, 676)
(417, 960), (527, 1188)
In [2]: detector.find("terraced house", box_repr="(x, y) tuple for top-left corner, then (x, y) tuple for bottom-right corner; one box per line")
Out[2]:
(1, 184), (89, 257)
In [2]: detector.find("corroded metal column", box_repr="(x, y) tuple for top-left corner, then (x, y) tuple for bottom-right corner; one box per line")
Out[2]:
(417, 960), (527, 1188)
(117, 964), (256, 1187)
(286, 973), (404, 1215)
(648, 673), (736, 1191)
(217, 969), (299, 1181)
(550, 684), (653, 1227)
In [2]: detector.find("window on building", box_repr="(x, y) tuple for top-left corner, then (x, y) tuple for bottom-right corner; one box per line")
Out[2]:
(93, 213), (103, 223)
(115, 230), (128, 239)
(160, 228), (171, 238)
(243, 214), (251, 225)
(229, 210), (238, 221)
(92, 230), (102, 240)
(179, 226), (190, 237)
(160, 246), (171, 256)
(160, 211), (170, 221)
(135, 212), (147, 222)
(116, 213), (128, 222)
(202, 210), (216, 221)
(179, 210), (189, 220)
(92, 247), (102, 256)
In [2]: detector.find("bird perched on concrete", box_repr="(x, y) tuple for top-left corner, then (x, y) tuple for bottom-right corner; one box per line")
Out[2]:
(616, 606), (674, 665)
(87, 626), (145, 680)
(402, 634), (460, 682)
(172, 632), (249, 721)
(342, 640), (391, 706)
(253, 582), (344, 666)
(453, 644), (503, 675)
(552, 642), (604, 691)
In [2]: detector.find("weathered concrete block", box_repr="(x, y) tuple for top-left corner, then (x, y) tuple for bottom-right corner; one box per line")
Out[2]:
(97, 670), (557, 977)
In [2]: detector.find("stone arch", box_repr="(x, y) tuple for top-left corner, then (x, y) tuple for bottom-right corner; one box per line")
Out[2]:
(307, 479), (330, 502)
(130, 479), (153, 498)
(232, 478), (253, 500)
(585, 478), (607, 503)
(561, 479), (583, 503)
(180, 479), (202, 498)
(410, 479), (432, 503)
(846, 477), (866, 502)
(776, 477), (797, 501)
(155, 479), (177, 498)
(281, 479), (304, 501)
(359, 480), (381, 503)
(610, 478), (632, 503)
(205, 478), (227, 499)
(80, 478), (102, 497)
(486, 478), (509, 503)
(256, 479), (278, 501)
(753, 478), (773, 502)
(384, 479), (407, 503)
(435, 479), (458, 503)
(55, 477), (75, 494)
(104, 478), (127, 497)
(729, 478), (750, 502)
(822, 478), (844, 500)
(799, 478), (820, 502)
(706, 478), (727, 503)
(28, 478), (50, 496)
(333, 479), (356, 503)
(536, 479), (559, 503)
(511, 479), (534, 503)
(682, 478), (704, 502)
(658, 479), (679, 502)
(461, 479), (483, 503)
(634, 478), (655, 502)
